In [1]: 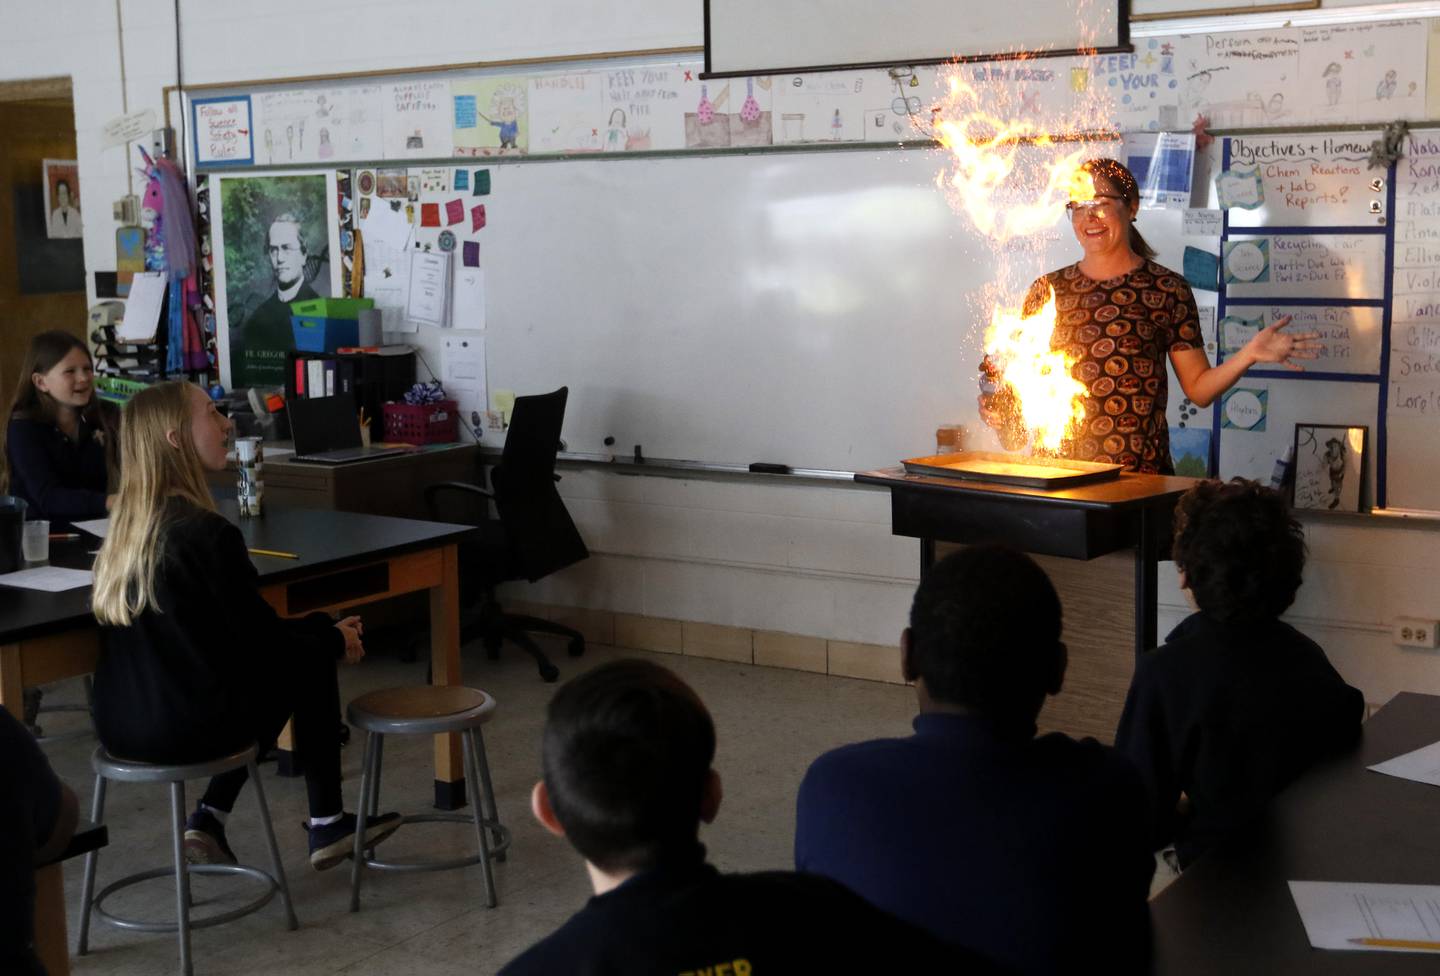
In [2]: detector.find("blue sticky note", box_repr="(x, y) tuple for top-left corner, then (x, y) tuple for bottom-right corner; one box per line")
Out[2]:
(454, 95), (477, 129)
(454, 169), (470, 191)
(1183, 246), (1219, 292)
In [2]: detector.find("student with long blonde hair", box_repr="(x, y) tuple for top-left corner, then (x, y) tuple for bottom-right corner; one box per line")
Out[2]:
(91, 381), (400, 869)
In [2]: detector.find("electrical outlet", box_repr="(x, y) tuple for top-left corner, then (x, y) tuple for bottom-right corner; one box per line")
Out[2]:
(1393, 617), (1440, 649)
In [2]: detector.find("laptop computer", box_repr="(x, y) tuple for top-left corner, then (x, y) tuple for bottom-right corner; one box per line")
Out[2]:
(288, 394), (406, 464)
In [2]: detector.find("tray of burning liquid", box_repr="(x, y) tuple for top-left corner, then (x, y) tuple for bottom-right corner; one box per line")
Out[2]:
(901, 452), (1124, 489)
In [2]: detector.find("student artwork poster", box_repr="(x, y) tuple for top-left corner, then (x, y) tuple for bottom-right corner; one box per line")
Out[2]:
(211, 172), (341, 390)
(453, 78), (529, 156)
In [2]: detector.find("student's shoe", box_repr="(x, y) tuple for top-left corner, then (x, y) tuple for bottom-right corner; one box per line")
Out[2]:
(308, 811), (403, 871)
(183, 807), (238, 865)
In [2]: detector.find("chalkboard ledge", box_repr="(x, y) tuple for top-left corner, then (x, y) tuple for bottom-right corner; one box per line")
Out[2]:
(479, 447), (865, 487)
(1291, 507), (1440, 531)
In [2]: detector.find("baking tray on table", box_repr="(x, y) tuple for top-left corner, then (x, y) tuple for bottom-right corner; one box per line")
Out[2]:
(901, 452), (1124, 489)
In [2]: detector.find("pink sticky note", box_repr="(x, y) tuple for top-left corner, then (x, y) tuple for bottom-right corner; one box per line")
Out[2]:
(471, 204), (487, 232)
(420, 202), (441, 227)
(463, 241), (480, 267)
(445, 198), (465, 226)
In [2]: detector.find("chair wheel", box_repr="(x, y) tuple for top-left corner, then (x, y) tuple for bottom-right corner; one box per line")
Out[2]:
(567, 637), (585, 658)
(539, 661), (560, 683)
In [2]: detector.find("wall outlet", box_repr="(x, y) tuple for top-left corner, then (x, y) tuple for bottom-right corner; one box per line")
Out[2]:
(1393, 617), (1440, 649)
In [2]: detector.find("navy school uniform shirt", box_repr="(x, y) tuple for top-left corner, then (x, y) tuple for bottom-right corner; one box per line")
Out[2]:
(499, 846), (1012, 976)
(795, 712), (1154, 976)
(6, 406), (114, 523)
(1115, 610), (1364, 867)
(0, 704), (64, 976)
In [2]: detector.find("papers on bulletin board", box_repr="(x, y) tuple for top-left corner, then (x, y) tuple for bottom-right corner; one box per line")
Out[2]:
(1296, 21), (1427, 124)
(441, 335), (487, 431)
(452, 267), (486, 331)
(1183, 209), (1223, 238)
(528, 74), (605, 154)
(1368, 739), (1440, 786)
(0, 566), (93, 592)
(1288, 881), (1440, 952)
(358, 199), (415, 334)
(383, 79), (454, 158)
(120, 272), (167, 341)
(1125, 131), (1195, 210)
(602, 64), (690, 151)
(192, 95), (254, 168)
(252, 86), (383, 165)
(406, 250), (453, 328)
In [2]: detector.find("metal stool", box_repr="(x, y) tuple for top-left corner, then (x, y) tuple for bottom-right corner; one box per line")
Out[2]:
(76, 744), (298, 975)
(346, 686), (511, 911)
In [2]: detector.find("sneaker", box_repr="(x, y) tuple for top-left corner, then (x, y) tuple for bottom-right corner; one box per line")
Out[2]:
(308, 811), (403, 871)
(184, 807), (237, 865)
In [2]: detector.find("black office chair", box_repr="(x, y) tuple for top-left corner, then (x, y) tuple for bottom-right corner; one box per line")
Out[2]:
(425, 387), (588, 683)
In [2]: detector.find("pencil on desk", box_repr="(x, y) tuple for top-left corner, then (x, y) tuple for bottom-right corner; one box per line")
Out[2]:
(49, 532), (81, 540)
(1347, 937), (1440, 950)
(248, 547), (300, 560)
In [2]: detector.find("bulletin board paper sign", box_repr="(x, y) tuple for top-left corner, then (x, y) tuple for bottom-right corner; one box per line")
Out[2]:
(1223, 239), (1269, 284)
(1126, 131), (1195, 210)
(528, 73), (605, 155)
(452, 79), (529, 156)
(1183, 209), (1222, 237)
(1222, 387), (1267, 431)
(1219, 313), (1263, 355)
(192, 95), (254, 168)
(1224, 234), (1386, 300)
(1240, 304), (1382, 375)
(1174, 29), (1299, 130)
(1296, 22), (1428, 125)
(603, 64), (690, 152)
(1183, 246), (1219, 291)
(101, 108), (157, 150)
(1216, 166), (1265, 210)
(383, 79), (454, 159)
(253, 87), (384, 166)
(1226, 133), (1385, 228)
(452, 267), (486, 331)
(120, 272), (167, 341)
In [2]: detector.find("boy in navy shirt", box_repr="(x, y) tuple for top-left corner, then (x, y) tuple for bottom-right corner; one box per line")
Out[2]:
(501, 659), (1007, 975)
(1115, 479), (1363, 867)
(795, 545), (1154, 976)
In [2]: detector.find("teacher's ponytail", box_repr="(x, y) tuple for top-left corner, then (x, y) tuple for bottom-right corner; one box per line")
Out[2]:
(1082, 158), (1156, 261)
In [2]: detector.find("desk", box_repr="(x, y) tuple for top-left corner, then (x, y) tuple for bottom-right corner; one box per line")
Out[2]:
(0, 505), (477, 808)
(212, 442), (479, 520)
(1152, 693), (1440, 974)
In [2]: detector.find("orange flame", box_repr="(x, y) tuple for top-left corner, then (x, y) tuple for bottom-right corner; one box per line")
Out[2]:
(983, 288), (1087, 454)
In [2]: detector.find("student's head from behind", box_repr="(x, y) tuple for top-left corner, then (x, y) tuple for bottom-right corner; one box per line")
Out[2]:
(93, 382), (229, 627)
(532, 659), (720, 876)
(10, 330), (94, 418)
(1172, 479), (1305, 624)
(902, 545), (1065, 725)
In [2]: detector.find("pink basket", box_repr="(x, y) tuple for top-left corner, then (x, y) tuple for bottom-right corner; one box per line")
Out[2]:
(382, 399), (458, 445)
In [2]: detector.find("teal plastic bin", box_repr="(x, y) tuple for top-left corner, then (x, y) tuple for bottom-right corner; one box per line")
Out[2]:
(289, 297), (374, 353)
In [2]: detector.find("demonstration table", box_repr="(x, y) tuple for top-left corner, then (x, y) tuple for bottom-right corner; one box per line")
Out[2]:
(0, 504), (477, 808)
(1152, 692), (1440, 974)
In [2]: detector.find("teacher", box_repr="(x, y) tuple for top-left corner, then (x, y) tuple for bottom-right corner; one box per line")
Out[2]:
(982, 158), (1319, 474)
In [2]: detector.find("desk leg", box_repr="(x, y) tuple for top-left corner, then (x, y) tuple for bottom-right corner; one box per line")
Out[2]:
(34, 862), (70, 976)
(431, 544), (466, 810)
(0, 643), (22, 711)
(1134, 505), (1159, 659)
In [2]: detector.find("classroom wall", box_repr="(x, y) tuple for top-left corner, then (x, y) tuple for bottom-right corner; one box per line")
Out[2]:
(4, 0), (1440, 709)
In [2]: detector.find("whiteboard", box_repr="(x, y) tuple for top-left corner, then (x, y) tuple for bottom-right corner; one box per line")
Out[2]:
(703, 0), (1125, 76)
(481, 148), (1098, 471)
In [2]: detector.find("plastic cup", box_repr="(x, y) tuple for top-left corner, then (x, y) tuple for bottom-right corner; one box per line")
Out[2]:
(21, 520), (49, 564)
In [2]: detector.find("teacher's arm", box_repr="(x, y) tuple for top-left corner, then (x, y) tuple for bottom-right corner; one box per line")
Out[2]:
(1170, 315), (1322, 408)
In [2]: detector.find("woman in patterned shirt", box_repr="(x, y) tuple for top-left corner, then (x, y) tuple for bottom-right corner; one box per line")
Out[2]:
(982, 158), (1319, 474)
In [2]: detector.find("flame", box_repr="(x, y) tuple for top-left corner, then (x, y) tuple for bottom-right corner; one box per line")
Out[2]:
(983, 287), (1087, 454)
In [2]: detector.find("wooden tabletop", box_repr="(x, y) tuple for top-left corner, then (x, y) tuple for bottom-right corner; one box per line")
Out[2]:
(854, 467), (1197, 511)
(0, 505), (476, 644)
(1152, 692), (1440, 974)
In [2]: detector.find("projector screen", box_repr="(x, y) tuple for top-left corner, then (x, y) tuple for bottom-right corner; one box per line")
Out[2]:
(704, 0), (1128, 77)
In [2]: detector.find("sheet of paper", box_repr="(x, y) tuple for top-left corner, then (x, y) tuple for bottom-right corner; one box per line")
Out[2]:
(383, 79), (454, 158)
(442, 335), (487, 431)
(452, 267), (485, 331)
(1368, 739), (1440, 786)
(120, 272), (167, 341)
(406, 250), (452, 328)
(358, 197), (415, 335)
(192, 95), (254, 167)
(1184, 209), (1223, 237)
(0, 566), (94, 591)
(1289, 881), (1440, 951)
(72, 518), (110, 539)
(528, 73), (605, 154)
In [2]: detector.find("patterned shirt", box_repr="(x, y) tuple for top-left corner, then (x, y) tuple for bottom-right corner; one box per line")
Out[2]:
(1024, 260), (1200, 475)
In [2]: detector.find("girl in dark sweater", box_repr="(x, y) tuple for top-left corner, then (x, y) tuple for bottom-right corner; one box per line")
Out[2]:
(91, 381), (400, 870)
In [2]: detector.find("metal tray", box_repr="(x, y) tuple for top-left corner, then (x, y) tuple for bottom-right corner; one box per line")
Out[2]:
(901, 451), (1124, 489)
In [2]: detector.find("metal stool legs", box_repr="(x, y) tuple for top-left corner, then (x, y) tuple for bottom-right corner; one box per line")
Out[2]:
(463, 729), (497, 907)
(76, 774), (106, 955)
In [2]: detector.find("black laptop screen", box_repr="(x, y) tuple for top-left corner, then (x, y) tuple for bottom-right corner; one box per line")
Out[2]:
(287, 394), (361, 455)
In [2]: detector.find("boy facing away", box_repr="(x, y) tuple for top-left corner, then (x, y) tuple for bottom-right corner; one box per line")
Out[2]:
(795, 545), (1155, 976)
(1115, 479), (1364, 867)
(501, 658), (1009, 975)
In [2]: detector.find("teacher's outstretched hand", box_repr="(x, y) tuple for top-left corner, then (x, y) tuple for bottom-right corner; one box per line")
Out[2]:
(1238, 315), (1323, 372)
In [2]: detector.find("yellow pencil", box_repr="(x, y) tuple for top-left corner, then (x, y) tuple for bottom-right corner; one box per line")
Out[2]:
(248, 547), (299, 560)
(1348, 937), (1440, 951)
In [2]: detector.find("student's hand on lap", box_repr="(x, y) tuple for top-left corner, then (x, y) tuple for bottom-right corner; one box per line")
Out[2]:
(336, 615), (365, 663)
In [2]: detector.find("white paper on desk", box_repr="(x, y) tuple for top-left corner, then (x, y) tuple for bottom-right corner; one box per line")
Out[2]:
(1368, 739), (1440, 787)
(72, 518), (110, 539)
(0, 566), (94, 591)
(1288, 881), (1440, 951)
(120, 272), (167, 341)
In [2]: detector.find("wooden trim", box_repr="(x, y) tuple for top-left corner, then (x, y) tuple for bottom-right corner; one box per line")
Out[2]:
(0, 76), (72, 103)
(1130, 0), (1318, 21)
(33, 863), (70, 976)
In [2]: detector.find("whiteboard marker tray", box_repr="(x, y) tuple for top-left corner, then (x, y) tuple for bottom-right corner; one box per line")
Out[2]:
(901, 452), (1124, 489)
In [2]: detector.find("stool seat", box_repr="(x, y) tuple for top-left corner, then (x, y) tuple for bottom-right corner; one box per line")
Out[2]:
(92, 744), (258, 783)
(347, 686), (496, 735)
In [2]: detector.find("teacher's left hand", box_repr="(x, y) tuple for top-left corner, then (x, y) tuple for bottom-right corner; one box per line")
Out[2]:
(1244, 315), (1322, 371)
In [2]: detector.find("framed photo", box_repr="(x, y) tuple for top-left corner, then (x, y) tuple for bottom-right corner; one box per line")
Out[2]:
(1292, 424), (1366, 512)
(42, 158), (82, 240)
